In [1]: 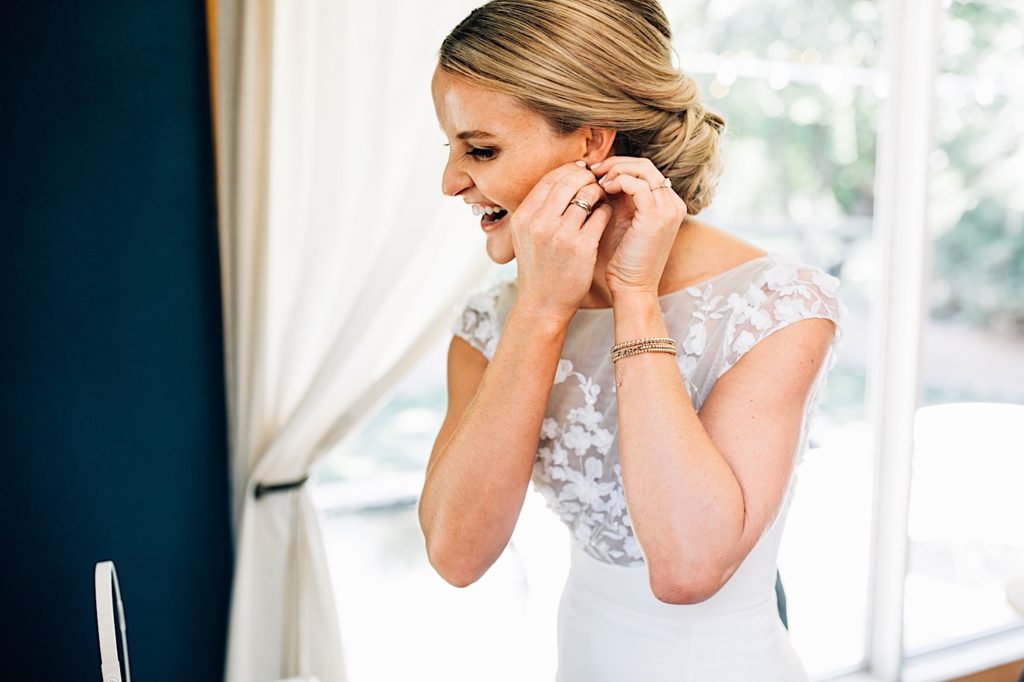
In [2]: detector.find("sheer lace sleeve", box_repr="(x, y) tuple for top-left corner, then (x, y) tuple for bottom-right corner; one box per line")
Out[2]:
(450, 280), (506, 361)
(717, 258), (846, 382)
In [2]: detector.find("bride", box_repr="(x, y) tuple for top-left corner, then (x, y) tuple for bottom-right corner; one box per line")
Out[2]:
(418, 1), (844, 680)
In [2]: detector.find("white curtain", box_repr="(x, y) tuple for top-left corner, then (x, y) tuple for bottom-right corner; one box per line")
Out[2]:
(208, 1), (487, 680)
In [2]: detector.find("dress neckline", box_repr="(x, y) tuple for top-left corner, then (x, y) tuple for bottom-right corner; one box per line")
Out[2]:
(568, 252), (773, 314)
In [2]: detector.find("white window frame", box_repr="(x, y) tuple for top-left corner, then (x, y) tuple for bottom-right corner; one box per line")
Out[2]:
(859, 0), (938, 677)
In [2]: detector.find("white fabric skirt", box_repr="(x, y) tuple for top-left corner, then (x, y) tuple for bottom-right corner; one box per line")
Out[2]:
(555, 542), (810, 682)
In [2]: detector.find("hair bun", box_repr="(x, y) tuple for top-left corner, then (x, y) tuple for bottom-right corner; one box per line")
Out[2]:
(642, 103), (724, 215)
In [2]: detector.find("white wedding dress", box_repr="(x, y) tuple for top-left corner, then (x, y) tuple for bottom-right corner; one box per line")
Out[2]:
(450, 252), (846, 681)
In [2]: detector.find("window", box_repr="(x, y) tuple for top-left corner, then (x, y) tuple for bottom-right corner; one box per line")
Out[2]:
(905, 0), (1024, 657)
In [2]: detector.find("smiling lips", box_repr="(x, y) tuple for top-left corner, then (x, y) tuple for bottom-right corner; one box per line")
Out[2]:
(470, 203), (509, 232)
(469, 203), (509, 231)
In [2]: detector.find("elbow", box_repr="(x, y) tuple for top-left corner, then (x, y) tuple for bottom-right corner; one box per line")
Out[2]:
(419, 502), (475, 587)
(431, 556), (483, 589)
(418, 500), (502, 588)
(648, 563), (728, 606)
(424, 538), (486, 589)
(650, 581), (719, 606)
(420, 513), (483, 588)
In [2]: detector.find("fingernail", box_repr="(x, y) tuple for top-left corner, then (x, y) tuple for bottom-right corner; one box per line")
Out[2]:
(574, 160), (587, 167)
(590, 161), (602, 169)
(598, 176), (608, 185)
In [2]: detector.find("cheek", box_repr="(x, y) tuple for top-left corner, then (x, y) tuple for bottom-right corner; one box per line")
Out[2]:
(503, 165), (552, 209)
(504, 182), (533, 210)
(517, 149), (579, 201)
(494, 142), (576, 210)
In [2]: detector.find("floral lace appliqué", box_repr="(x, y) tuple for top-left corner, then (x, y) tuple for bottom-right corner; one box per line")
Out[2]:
(450, 282), (505, 360)
(720, 258), (845, 380)
(531, 358), (643, 564)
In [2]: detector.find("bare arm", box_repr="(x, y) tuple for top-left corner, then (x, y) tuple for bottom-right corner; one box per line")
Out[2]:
(419, 160), (612, 587)
(611, 291), (836, 605)
(418, 303), (569, 587)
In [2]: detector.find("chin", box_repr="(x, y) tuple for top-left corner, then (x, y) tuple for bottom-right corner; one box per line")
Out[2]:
(485, 232), (515, 264)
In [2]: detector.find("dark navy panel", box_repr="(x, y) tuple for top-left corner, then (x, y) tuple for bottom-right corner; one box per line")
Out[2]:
(1, 2), (232, 680)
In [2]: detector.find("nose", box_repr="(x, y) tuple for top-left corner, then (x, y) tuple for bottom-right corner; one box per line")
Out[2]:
(441, 159), (472, 197)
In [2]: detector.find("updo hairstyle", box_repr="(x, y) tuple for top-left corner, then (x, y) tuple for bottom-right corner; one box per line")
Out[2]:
(438, 0), (726, 214)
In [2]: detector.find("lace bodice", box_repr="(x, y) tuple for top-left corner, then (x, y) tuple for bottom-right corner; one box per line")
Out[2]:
(450, 252), (846, 567)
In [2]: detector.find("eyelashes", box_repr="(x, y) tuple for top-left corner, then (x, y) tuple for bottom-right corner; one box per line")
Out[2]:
(466, 147), (495, 159)
(442, 142), (496, 161)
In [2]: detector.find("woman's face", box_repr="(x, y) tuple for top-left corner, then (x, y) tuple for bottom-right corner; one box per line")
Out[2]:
(431, 66), (591, 264)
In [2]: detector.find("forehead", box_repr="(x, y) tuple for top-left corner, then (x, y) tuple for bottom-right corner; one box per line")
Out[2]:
(431, 67), (542, 139)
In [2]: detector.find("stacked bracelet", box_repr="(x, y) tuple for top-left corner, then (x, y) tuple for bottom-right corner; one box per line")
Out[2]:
(610, 336), (677, 364)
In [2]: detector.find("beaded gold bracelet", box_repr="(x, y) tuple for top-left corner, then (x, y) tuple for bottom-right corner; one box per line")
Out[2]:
(610, 336), (678, 364)
(611, 336), (675, 352)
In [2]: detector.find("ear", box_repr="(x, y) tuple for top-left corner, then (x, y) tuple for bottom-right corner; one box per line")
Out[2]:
(580, 126), (617, 165)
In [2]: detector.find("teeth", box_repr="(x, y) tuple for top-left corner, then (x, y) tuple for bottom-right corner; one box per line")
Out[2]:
(471, 204), (505, 217)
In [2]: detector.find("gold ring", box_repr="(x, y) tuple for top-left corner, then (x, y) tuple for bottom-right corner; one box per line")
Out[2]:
(651, 177), (673, 191)
(570, 198), (593, 214)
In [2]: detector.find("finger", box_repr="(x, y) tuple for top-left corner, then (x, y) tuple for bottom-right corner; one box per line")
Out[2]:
(560, 182), (607, 227)
(595, 158), (665, 191)
(517, 162), (590, 216)
(539, 166), (600, 218)
(599, 172), (659, 215)
(579, 203), (614, 247)
(589, 155), (643, 174)
(589, 155), (659, 176)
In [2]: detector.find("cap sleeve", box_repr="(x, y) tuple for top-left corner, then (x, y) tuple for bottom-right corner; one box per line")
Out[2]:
(717, 258), (846, 382)
(450, 280), (506, 361)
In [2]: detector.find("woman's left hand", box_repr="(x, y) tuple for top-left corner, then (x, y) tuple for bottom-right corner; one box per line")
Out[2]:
(590, 155), (688, 297)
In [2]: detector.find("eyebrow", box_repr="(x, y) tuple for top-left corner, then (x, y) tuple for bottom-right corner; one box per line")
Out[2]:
(456, 130), (497, 140)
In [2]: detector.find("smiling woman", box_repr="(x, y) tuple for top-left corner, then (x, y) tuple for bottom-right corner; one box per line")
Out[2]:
(418, 2), (845, 681)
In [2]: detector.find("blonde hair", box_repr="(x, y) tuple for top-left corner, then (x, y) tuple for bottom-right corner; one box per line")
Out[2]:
(438, 0), (725, 214)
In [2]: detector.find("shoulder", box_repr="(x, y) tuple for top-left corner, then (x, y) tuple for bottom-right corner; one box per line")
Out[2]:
(728, 252), (843, 321)
(717, 252), (846, 379)
(450, 277), (516, 361)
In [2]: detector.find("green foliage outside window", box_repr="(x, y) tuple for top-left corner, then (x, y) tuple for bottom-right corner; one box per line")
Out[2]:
(670, 0), (1024, 332)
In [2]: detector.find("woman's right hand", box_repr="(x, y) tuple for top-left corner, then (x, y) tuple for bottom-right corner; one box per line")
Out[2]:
(509, 161), (613, 325)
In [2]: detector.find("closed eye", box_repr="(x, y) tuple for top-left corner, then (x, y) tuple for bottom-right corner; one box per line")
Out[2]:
(465, 147), (495, 159)
(442, 142), (496, 161)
